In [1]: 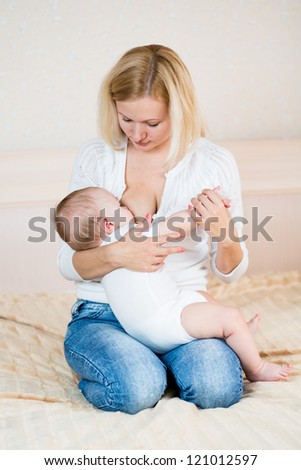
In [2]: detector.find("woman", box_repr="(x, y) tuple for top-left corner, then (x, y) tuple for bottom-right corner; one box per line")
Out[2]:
(58, 44), (249, 414)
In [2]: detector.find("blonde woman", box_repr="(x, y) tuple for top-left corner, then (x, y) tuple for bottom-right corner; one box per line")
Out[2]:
(58, 45), (249, 414)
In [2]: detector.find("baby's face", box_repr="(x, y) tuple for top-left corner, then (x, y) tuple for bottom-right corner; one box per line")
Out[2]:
(104, 197), (134, 226)
(93, 188), (134, 226)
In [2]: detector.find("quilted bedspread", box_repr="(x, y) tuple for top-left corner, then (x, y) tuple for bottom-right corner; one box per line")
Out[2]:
(0, 271), (300, 450)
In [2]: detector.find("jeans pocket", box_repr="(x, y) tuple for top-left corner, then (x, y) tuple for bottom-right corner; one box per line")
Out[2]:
(71, 299), (87, 317)
(65, 300), (115, 346)
(71, 299), (111, 321)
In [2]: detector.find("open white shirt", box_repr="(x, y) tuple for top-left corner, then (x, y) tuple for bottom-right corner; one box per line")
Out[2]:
(57, 137), (249, 303)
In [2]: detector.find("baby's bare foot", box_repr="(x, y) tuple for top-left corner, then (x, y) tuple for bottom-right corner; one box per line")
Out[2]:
(247, 313), (261, 336)
(247, 362), (292, 382)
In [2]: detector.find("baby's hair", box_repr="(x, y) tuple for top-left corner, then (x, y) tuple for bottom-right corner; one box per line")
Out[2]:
(55, 187), (102, 251)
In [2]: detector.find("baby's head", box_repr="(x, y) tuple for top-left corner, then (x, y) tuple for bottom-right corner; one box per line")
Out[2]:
(55, 186), (133, 251)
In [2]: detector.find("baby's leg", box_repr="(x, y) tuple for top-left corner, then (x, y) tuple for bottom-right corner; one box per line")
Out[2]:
(181, 302), (292, 382)
(197, 290), (260, 336)
(247, 313), (261, 335)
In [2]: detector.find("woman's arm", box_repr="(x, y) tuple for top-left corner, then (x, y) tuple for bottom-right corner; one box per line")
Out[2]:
(191, 188), (243, 274)
(59, 228), (185, 281)
(214, 237), (243, 275)
(72, 243), (119, 280)
(190, 146), (249, 282)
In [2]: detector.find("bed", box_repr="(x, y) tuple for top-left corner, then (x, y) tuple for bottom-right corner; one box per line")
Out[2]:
(1, 270), (300, 450)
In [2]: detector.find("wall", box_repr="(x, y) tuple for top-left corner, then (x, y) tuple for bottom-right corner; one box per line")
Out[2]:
(1, 0), (301, 150)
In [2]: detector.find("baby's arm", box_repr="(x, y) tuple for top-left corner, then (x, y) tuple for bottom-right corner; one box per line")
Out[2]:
(154, 186), (231, 240)
(154, 209), (196, 240)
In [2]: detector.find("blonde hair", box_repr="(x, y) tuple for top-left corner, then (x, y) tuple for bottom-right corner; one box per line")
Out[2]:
(99, 44), (206, 170)
(54, 188), (102, 251)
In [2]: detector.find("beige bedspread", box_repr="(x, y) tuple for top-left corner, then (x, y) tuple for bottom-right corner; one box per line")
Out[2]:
(0, 271), (300, 450)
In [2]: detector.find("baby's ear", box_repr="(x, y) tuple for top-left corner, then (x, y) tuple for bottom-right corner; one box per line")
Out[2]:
(97, 217), (113, 238)
(104, 218), (114, 234)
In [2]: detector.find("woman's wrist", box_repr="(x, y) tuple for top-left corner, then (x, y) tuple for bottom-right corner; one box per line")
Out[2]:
(104, 241), (123, 270)
(216, 231), (233, 248)
(214, 238), (243, 274)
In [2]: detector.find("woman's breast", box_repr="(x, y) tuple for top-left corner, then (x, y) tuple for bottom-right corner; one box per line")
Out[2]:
(120, 179), (165, 219)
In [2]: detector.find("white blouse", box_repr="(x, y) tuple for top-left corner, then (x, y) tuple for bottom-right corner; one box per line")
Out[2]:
(57, 137), (249, 303)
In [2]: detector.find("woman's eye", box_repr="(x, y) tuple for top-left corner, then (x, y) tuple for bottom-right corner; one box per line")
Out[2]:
(122, 118), (132, 123)
(148, 122), (159, 127)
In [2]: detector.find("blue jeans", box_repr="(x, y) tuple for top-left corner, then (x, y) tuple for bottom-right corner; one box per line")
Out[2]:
(64, 300), (243, 414)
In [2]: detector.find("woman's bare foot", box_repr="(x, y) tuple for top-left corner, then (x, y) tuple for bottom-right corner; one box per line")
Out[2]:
(246, 361), (292, 382)
(247, 313), (261, 336)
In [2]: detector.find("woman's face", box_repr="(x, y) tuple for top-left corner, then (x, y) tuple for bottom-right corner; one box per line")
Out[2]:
(116, 96), (171, 153)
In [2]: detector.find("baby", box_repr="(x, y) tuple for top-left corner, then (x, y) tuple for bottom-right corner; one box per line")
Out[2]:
(55, 186), (292, 382)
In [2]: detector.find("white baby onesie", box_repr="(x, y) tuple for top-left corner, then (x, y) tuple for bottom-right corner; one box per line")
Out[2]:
(101, 225), (207, 354)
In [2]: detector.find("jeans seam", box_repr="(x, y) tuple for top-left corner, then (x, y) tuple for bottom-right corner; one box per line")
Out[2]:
(65, 344), (109, 386)
(66, 345), (116, 407)
(162, 340), (244, 406)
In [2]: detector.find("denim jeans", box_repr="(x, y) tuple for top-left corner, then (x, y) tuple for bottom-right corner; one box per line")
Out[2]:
(64, 300), (243, 414)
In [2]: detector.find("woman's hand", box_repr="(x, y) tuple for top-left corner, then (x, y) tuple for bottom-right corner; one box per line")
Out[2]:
(190, 187), (232, 241)
(189, 186), (244, 274)
(108, 227), (185, 273)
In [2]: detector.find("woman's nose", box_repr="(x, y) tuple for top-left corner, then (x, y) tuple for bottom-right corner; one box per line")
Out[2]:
(131, 124), (147, 141)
